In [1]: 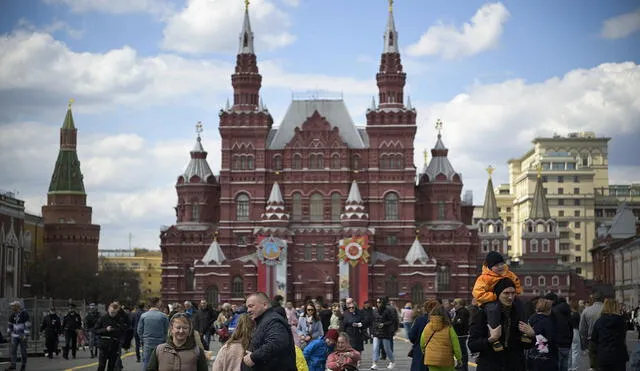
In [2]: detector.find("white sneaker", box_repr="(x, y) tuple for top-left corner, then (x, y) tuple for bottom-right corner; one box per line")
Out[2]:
(387, 362), (395, 369)
(370, 363), (377, 370)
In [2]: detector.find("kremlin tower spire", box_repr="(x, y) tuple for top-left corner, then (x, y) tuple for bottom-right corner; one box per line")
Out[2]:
(481, 166), (500, 219)
(376, 0), (406, 109)
(231, 0), (262, 111)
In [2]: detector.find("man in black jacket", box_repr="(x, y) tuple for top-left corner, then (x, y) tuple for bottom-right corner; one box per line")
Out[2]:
(468, 278), (535, 371)
(84, 303), (101, 358)
(95, 302), (129, 371)
(243, 292), (296, 371)
(40, 307), (61, 358)
(453, 298), (471, 371)
(193, 299), (214, 350)
(545, 293), (573, 371)
(62, 304), (82, 359)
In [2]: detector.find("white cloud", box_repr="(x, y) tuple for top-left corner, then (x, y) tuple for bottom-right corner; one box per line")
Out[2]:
(43, 0), (175, 17)
(406, 2), (510, 59)
(0, 121), (222, 250)
(15, 18), (84, 39)
(161, 0), (296, 54)
(412, 62), (640, 200)
(601, 9), (640, 39)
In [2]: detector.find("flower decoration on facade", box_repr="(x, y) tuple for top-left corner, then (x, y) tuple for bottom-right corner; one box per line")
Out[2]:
(338, 235), (369, 267)
(257, 235), (287, 266)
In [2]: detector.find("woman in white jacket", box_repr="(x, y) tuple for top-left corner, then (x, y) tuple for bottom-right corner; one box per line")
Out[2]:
(211, 314), (255, 371)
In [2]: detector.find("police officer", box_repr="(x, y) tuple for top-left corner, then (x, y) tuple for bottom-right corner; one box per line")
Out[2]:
(40, 307), (62, 358)
(62, 303), (83, 359)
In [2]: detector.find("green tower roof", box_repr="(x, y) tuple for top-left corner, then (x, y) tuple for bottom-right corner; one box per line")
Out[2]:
(48, 106), (86, 194)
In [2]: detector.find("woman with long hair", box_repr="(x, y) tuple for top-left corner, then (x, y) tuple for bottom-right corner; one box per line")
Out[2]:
(211, 314), (255, 371)
(297, 302), (324, 350)
(146, 313), (208, 371)
(326, 332), (361, 371)
(590, 298), (629, 371)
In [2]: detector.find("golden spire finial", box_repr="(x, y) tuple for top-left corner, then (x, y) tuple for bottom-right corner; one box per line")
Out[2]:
(423, 149), (428, 165)
(486, 165), (495, 177)
(435, 118), (443, 135)
(415, 229), (420, 240)
(195, 121), (203, 138)
(536, 163), (543, 178)
(245, 0), (250, 11)
(68, 98), (75, 109)
(388, 0), (394, 12)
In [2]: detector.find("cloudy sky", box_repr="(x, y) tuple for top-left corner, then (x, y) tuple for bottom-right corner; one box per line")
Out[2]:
(1, 0), (639, 251)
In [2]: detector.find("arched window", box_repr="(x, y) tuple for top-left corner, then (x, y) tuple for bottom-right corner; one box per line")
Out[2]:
(233, 156), (241, 170)
(231, 276), (244, 298)
(317, 154), (324, 168)
(309, 154), (317, 169)
(304, 243), (313, 261)
(438, 200), (446, 220)
(240, 156), (246, 170)
(292, 192), (302, 220)
(331, 154), (340, 169)
(531, 240), (539, 253)
(191, 204), (200, 222)
(273, 155), (282, 170)
(538, 276), (546, 286)
(437, 264), (450, 291)
(551, 276), (559, 286)
(310, 193), (324, 221)
(384, 192), (399, 220)
(492, 240), (501, 251)
(185, 267), (194, 291)
(542, 239), (550, 252)
(206, 285), (219, 305)
(411, 284), (424, 306)
(247, 156), (254, 170)
(380, 155), (388, 169)
(385, 275), (398, 298)
(316, 244), (325, 261)
(525, 276), (532, 287)
(482, 240), (489, 252)
(331, 193), (341, 221)
(293, 154), (302, 169)
(236, 193), (250, 220)
(351, 154), (360, 170)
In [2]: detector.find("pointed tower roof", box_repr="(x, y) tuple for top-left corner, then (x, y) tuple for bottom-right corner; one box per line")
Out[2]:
(341, 181), (368, 220)
(481, 166), (500, 219)
(529, 169), (551, 219)
(607, 203), (636, 238)
(383, 0), (399, 53)
(424, 120), (460, 182)
(48, 100), (86, 194)
(181, 122), (214, 184)
(405, 237), (429, 265)
(200, 238), (226, 265)
(262, 182), (289, 221)
(238, 1), (254, 54)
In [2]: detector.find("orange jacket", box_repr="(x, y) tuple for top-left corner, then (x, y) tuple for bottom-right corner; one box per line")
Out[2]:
(472, 265), (522, 304)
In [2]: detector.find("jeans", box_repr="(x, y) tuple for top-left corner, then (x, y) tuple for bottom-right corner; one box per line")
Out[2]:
(403, 322), (412, 339)
(202, 330), (211, 350)
(558, 347), (570, 371)
(457, 335), (469, 371)
(372, 337), (394, 363)
(142, 342), (162, 371)
(569, 329), (582, 371)
(10, 337), (27, 367)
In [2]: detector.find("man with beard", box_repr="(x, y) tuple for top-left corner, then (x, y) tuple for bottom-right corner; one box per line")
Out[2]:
(95, 302), (129, 371)
(40, 307), (62, 359)
(468, 278), (535, 371)
(62, 303), (82, 359)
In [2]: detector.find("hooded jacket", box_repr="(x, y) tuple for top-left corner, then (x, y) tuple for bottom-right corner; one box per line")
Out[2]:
(472, 265), (522, 305)
(147, 332), (208, 371)
(420, 315), (462, 368)
(326, 344), (361, 371)
(303, 337), (334, 371)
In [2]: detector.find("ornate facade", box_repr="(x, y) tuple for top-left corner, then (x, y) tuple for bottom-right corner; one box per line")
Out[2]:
(160, 4), (479, 306)
(41, 103), (100, 299)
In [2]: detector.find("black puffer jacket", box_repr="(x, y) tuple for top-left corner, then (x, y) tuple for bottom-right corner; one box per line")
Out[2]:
(371, 305), (396, 339)
(248, 308), (297, 371)
(552, 302), (573, 348)
(590, 313), (629, 368)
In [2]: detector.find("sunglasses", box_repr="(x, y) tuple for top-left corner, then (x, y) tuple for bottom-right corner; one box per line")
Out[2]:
(171, 313), (190, 321)
(306, 308), (315, 311)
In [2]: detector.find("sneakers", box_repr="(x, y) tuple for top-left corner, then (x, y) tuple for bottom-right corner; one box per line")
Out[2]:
(387, 362), (395, 369)
(370, 363), (377, 370)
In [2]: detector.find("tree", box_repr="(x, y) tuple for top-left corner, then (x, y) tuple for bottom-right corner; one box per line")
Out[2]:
(90, 263), (141, 307)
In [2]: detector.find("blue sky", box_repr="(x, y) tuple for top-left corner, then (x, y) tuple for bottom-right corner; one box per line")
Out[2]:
(1, 0), (639, 251)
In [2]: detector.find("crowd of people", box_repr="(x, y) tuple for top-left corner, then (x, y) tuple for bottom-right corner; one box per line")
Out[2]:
(4, 250), (640, 371)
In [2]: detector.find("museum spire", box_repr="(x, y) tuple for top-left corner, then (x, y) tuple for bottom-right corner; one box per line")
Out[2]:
(232, 0), (262, 111)
(48, 99), (86, 194)
(376, 0), (406, 109)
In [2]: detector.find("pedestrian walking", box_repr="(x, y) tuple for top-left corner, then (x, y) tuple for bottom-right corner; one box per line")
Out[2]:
(137, 297), (169, 371)
(40, 307), (62, 359)
(84, 303), (101, 358)
(401, 302), (414, 339)
(132, 303), (145, 362)
(527, 298), (558, 371)
(420, 306), (463, 371)
(452, 298), (470, 371)
(146, 313), (208, 371)
(95, 302), (129, 371)
(371, 297), (396, 370)
(211, 313), (254, 371)
(590, 298), (629, 371)
(193, 299), (214, 350)
(568, 299), (582, 371)
(297, 302), (324, 350)
(579, 291), (604, 370)
(342, 301), (365, 353)
(62, 303), (82, 359)
(7, 301), (30, 371)
(409, 299), (440, 371)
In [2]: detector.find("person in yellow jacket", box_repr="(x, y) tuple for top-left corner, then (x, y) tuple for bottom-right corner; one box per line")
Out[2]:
(420, 306), (462, 371)
(295, 344), (309, 371)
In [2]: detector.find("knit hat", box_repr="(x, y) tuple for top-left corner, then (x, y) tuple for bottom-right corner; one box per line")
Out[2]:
(493, 277), (516, 297)
(325, 329), (339, 342)
(485, 251), (505, 269)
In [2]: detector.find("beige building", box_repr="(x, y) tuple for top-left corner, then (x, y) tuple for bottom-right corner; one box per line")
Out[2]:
(474, 132), (640, 279)
(98, 248), (163, 301)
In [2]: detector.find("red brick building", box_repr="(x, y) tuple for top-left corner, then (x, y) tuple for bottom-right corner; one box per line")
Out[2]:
(41, 103), (101, 299)
(160, 5), (479, 306)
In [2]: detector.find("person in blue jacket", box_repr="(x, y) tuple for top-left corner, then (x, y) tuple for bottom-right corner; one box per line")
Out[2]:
(303, 329), (339, 371)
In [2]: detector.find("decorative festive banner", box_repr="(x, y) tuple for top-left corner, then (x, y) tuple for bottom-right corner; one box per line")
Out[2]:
(256, 235), (287, 299)
(338, 235), (369, 267)
(339, 261), (349, 300)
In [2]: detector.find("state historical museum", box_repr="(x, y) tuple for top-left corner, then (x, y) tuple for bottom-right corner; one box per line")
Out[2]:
(160, 4), (480, 306)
